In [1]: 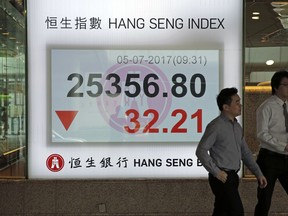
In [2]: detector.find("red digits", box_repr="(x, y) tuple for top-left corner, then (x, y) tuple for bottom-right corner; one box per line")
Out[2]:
(143, 109), (159, 133)
(124, 109), (140, 133)
(171, 109), (187, 133)
(191, 109), (202, 133)
(123, 108), (202, 134)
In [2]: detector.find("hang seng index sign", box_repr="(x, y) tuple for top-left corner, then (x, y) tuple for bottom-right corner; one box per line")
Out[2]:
(28, 0), (243, 179)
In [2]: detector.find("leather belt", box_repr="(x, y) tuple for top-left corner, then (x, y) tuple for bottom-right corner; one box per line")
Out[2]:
(220, 168), (239, 173)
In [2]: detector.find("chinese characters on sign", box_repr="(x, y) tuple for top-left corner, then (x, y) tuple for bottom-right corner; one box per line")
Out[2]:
(69, 156), (128, 169)
(45, 16), (102, 30)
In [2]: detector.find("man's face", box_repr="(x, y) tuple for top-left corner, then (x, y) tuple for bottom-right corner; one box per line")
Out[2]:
(225, 94), (241, 118)
(275, 77), (288, 101)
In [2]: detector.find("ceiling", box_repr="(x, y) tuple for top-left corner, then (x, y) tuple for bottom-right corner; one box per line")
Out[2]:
(245, 0), (288, 47)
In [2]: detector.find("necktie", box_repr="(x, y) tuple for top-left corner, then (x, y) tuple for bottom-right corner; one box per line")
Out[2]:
(283, 103), (288, 132)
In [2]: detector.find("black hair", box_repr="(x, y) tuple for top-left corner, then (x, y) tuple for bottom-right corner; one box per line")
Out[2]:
(271, 70), (288, 95)
(216, 87), (238, 111)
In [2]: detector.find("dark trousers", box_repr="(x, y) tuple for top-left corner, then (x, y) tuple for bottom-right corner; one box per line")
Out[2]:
(254, 148), (288, 216)
(209, 172), (244, 216)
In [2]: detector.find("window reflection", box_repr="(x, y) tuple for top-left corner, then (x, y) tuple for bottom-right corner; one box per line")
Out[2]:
(0, 1), (26, 178)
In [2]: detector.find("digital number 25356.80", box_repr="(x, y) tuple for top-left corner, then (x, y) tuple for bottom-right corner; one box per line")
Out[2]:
(66, 73), (206, 98)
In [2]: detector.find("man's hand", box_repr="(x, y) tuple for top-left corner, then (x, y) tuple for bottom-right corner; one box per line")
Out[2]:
(257, 176), (267, 188)
(216, 170), (228, 183)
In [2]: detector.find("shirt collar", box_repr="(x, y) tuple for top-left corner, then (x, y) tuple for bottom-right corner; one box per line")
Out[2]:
(220, 112), (238, 123)
(273, 95), (287, 106)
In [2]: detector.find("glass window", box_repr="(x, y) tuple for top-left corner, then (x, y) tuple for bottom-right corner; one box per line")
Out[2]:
(0, 0), (26, 178)
(243, 1), (288, 177)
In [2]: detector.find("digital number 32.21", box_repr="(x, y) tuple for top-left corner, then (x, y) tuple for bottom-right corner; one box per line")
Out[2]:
(123, 109), (202, 134)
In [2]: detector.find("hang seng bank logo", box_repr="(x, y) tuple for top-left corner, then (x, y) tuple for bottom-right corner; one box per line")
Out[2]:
(46, 154), (64, 172)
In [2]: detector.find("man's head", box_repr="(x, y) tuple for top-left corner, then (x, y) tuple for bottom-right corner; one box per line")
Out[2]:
(217, 87), (241, 118)
(271, 70), (288, 100)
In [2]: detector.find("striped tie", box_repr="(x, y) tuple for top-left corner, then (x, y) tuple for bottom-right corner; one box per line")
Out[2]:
(283, 103), (288, 132)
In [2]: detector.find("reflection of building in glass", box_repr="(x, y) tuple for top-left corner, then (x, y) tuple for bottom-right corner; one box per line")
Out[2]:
(0, 0), (26, 177)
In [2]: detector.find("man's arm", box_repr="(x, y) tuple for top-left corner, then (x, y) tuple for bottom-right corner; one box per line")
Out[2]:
(196, 124), (221, 177)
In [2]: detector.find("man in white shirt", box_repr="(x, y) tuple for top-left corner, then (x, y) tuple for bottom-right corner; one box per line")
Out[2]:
(255, 70), (288, 216)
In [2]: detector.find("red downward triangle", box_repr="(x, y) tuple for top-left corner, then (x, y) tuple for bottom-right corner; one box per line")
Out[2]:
(55, 110), (78, 130)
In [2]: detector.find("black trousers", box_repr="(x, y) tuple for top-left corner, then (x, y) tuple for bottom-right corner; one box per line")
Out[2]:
(209, 172), (244, 216)
(254, 148), (288, 216)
